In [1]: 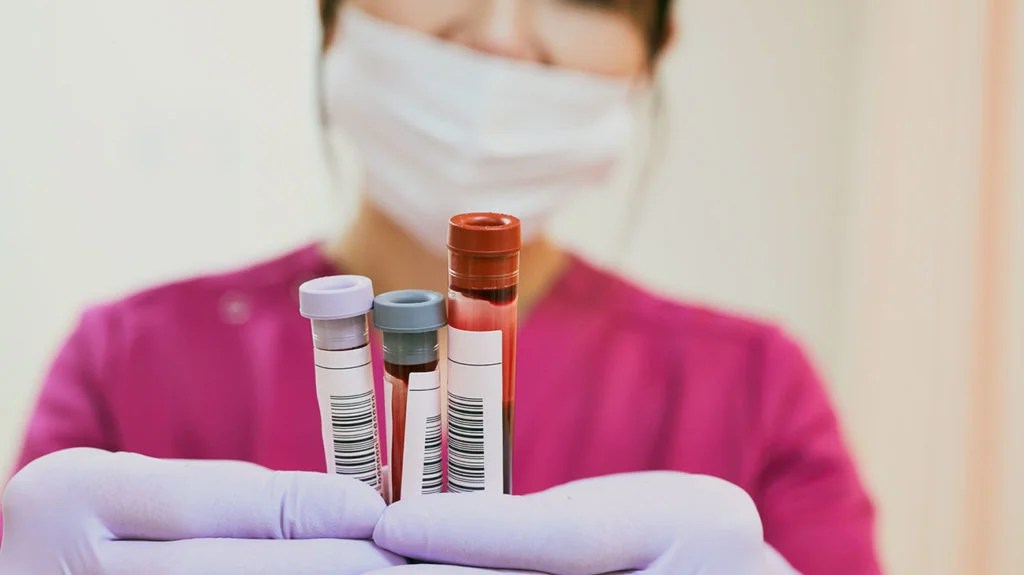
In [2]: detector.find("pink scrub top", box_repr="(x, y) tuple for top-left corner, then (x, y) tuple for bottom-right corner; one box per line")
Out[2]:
(6, 245), (880, 574)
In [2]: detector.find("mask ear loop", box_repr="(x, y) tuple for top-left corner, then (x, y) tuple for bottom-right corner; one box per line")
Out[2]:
(316, 49), (348, 237)
(615, 75), (669, 266)
(317, 43), (365, 236)
(316, 48), (334, 183)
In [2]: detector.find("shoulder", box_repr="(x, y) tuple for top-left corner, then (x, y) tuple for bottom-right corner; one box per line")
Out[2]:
(557, 257), (830, 429)
(77, 243), (330, 345)
(120, 243), (326, 308)
(557, 255), (802, 360)
(555, 255), (830, 438)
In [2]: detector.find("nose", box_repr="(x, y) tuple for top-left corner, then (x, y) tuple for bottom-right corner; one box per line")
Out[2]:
(455, 0), (545, 63)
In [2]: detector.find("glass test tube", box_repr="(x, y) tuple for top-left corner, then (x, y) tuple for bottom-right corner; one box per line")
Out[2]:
(299, 275), (382, 492)
(373, 290), (446, 503)
(446, 213), (521, 494)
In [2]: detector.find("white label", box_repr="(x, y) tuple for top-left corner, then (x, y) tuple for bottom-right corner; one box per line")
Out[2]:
(314, 346), (382, 492)
(383, 374), (394, 467)
(446, 327), (503, 493)
(400, 370), (443, 499)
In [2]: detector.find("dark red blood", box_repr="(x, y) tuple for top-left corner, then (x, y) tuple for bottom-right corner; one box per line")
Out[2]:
(384, 359), (439, 503)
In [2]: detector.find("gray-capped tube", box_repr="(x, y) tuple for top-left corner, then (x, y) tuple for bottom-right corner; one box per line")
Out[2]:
(373, 290), (446, 503)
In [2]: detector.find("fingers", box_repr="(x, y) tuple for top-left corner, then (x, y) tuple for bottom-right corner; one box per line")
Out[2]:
(100, 539), (404, 575)
(374, 471), (764, 575)
(375, 490), (657, 575)
(12, 448), (385, 541)
(365, 566), (544, 575)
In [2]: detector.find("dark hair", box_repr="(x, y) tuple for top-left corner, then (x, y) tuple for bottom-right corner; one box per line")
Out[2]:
(646, 0), (675, 60)
(319, 0), (674, 60)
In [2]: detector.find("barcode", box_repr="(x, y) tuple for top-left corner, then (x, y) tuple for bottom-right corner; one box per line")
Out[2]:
(329, 390), (381, 490)
(447, 391), (485, 492)
(422, 414), (442, 494)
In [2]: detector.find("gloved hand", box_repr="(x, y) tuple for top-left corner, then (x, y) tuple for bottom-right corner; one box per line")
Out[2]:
(369, 471), (799, 575)
(0, 448), (404, 575)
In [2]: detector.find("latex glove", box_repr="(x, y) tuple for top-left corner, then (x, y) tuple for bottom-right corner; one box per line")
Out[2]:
(0, 448), (404, 575)
(369, 472), (799, 575)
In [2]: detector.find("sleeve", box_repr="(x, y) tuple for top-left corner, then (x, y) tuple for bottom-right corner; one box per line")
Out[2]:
(8, 305), (121, 472)
(755, 330), (882, 575)
(1, 306), (121, 541)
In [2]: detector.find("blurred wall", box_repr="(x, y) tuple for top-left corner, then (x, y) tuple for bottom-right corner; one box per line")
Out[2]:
(998, 6), (1023, 568)
(838, 0), (985, 571)
(0, 0), (335, 466)
(0, 0), (857, 470)
(837, 1), (1022, 573)
(1, 1), (1020, 573)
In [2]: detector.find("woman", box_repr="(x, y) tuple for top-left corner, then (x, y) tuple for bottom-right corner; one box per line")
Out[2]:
(0, 1), (880, 573)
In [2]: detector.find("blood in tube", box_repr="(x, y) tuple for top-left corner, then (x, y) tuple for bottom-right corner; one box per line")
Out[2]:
(446, 213), (520, 494)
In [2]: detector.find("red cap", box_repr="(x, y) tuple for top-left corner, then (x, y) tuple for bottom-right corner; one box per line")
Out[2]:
(448, 213), (521, 255)
(448, 213), (521, 290)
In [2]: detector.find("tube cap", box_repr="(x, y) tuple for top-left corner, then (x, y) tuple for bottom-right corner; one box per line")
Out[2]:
(448, 213), (521, 255)
(373, 290), (447, 333)
(299, 275), (374, 320)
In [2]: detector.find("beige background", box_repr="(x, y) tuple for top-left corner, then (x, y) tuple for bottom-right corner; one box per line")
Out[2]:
(0, 1), (1020, 573)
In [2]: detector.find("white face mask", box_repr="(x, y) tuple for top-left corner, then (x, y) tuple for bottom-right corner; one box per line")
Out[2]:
(322, 6), (639, 252)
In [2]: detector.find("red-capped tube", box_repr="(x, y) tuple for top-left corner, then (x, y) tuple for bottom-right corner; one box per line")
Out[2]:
(446, 213), (520, 494)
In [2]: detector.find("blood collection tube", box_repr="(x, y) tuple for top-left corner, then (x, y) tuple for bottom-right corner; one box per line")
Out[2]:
(299, 275), (382, 492)
(446, 213), (521, 494)
(373, 290), (446, 503)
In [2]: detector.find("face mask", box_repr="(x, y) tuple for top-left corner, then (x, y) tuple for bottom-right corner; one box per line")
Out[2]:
(322, 6), (639, 252)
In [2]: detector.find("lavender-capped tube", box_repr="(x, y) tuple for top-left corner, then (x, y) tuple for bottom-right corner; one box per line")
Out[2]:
(299, 275), (382, 492)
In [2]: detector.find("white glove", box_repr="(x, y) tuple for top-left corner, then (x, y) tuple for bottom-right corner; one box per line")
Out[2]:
(369, 471), (800, 574)
(0, 448), (404, 574)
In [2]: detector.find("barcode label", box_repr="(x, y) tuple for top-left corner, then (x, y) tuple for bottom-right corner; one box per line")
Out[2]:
(447, 392), (486, 492)
(399, 370), (442, 499)
(447, 327), (503, 493)
(329, 390), (381, 490)
(314, 346), (382, 493)
(421, 414), (442, 493)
